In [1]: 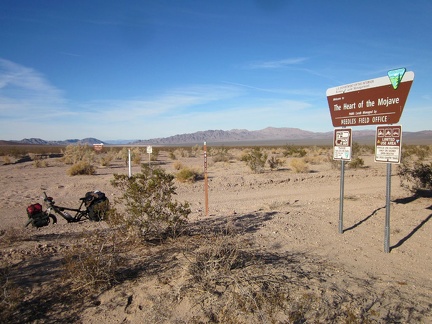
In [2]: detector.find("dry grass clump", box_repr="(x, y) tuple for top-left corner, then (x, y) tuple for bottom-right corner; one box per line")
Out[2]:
(1, 155), (12, 165)
(0, 261), (25, 322)
(173, 160), (184, 170)
(348, 157), (365, 169)
(67, 161), (96, 176)
(31, 154), (49, 168)
(290, 158), (309, 173)
(62, 229), (124, 295)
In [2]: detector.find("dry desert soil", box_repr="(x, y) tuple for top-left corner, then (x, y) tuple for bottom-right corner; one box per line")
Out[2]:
(0, 147), (431, 323)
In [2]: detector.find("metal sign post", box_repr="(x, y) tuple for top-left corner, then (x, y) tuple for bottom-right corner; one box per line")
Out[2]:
(339, 160), (345, 234)
(333, 128), (352, 234)
(203, 142), (209, 216)
(375, 125), (402, 253)
(384, 163), (392, 253)
(147, 145), (152, 167)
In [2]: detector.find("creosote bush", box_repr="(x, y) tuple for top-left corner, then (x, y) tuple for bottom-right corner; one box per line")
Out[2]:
(176, 166), (202, 183)
(348, 157), (364, 169)
(62, 144), (94, 165)
(268, 156), (284, 170)
(111, 165), (191, 240)
(211, 147), (231, 163)
(398, 161), (432, 195)
(241, 147), (268, 173)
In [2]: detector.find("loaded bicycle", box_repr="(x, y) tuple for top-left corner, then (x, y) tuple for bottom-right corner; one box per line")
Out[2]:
(25, 191), (109, 228)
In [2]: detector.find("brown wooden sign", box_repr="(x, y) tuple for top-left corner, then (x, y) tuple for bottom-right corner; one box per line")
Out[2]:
(326, 72), (414, 127)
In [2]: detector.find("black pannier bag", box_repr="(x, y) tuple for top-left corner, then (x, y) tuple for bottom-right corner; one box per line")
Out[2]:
(84, 191), (109, 221)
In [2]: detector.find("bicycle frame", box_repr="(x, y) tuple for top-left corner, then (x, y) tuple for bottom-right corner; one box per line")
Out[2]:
(43, 192), (89, 223)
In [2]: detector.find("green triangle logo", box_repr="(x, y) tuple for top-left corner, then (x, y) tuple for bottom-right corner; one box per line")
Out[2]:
(388, 68), (406, 90)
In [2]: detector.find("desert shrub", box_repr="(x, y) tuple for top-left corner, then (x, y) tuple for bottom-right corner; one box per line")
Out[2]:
(189, 145), (201, 158)
(176, 167), (202, 183)
(62, 144), (94, 165)
(150, 147), (159, 161)
(303, 154), (324, 165)
(327, 153), (341, 169)
(402, 145), (431, 162)
(169, 151), (177, 160)
(111, 165), (191, 240)
(398, 161), (432, 195)
(62, 230), (123, 295)
(283, 145), (306, 157)
(2, 155), (12, 164)
(0, 261), (24, 322)
(118, 147), (130, 165)
(33, 158), (49, 168)
(348, 157), (364, 169)
(290, 158), (309, 173)
(241, 147), (268, 173)
(173, 161), (183, 170)
(100, 151), (115, 167)
(67, 161), (96, 176)
(268, 156), (284, 170)
(186, 233), (294, 323)
(132, 147), (142, 165)
(212, 147), (231, 163)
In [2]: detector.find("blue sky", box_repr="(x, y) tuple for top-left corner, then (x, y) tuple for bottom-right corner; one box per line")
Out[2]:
(1, 0), (431, 141)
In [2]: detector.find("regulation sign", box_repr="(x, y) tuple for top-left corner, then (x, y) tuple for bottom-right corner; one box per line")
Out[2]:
(375, 125), (402, 163)
(333, 128), (352, 161)
(146, 145), (153, 154)
(326, 71), (414, 127)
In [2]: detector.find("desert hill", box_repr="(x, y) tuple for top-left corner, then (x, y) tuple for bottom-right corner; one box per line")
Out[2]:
(4, 128), (431, 146)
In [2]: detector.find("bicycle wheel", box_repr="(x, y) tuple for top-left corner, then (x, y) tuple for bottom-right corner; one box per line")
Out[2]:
(48, 214), (57, 224)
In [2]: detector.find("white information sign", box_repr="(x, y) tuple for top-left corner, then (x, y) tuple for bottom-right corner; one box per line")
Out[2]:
(146, 145), (153, 154)
(333, 128), (352, 161)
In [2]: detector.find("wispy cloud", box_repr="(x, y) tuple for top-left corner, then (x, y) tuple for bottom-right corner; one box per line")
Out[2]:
(0, 58), (66, 119)
(244, 57), (308, 69)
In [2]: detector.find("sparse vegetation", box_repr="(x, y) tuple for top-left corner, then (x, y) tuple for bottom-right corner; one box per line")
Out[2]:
(111, 165), (191, 240)
(176, 166), (202, 183)
(267, 155), (284, 170)
(67, 161), (96, 176)
(348, 156), (365, 169)
(241, 147), (268, 173)
(62, 230), (123, 295)
(62, 144), (94, 165)
(283, 145), (307, 157)
(290, 157), (309, 173)
(2, 143), (432, 323)
(211, 147), (231, 163)
(398, 161), (432, 195)
(0, 261), (24, 322)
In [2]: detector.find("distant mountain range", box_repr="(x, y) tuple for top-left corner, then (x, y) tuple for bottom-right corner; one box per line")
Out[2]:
(131, 127), (432, 146)
(1, 137), (106, 146)
(3, 127), (432, 146)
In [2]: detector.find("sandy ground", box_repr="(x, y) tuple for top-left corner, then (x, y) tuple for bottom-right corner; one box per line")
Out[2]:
(0, 149), (431, 323)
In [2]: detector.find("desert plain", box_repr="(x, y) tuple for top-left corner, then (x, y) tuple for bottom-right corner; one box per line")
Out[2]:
(0, 146), (431, 323)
